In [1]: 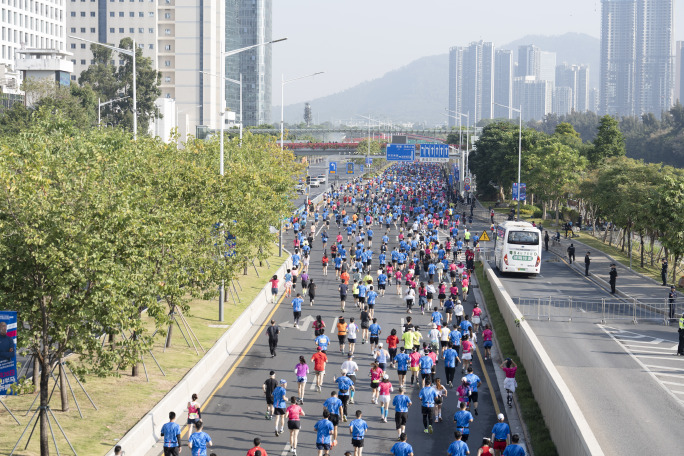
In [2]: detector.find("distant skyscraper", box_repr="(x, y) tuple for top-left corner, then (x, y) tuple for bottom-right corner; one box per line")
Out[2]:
(517, 45), (556, 86)
(556, 63), (590, 112)
(589, 88), (600, 113)
(553, 87), (573, 116)
(513, 76), (553, 122)
(448, 46), (464, 128)
(676, 41), (683, 102)
(494, 50), (514, 118)
(449, 41), (494, 125)
(226, 0), (272, 127)
(600, 0), (674, 117)
(635, 0), (674, 116)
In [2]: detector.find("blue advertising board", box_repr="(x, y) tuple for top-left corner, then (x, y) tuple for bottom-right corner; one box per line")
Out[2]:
(419, 144), (449, 162)
(365, 157), (373, 166)
(359, 164), (364, 173)
(519, 183), (526, 201)
(329, 162), (337, 175)
(0, 311), (18, 395)
(386, 144), (415, 161)
(346, 162), (354, 174)
(512, 183), (519, 201)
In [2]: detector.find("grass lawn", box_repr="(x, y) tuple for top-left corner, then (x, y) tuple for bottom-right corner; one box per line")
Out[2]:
(0, 250), (284, 456)
(476, 263), (558, 456)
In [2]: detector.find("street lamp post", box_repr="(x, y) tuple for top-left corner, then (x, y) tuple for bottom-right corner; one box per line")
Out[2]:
(280, 72), (324, 150)
(200, 70), (243, 146)
(355, 114), (386, 176)
(494, 102), (523, 221)
(445, 109), (470, 189)
(176, 105), (202, 143)
(98, 96), (129, 127)
(218, 37), (286, 175)
(69, 35), (137, 139)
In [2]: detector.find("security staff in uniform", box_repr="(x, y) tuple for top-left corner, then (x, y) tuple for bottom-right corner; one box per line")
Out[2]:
(609, 264), (618, 294)
(669, 286), (678, 321)
(677, 313), (684, 356)
(584, 252), (591, 277)
(661, 259), (668, 286)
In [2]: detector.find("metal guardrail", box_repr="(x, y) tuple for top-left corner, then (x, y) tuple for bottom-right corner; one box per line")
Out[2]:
(515, 296), (679, 324)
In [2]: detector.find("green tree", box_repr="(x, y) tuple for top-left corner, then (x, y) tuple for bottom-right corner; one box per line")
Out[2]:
(355, 138), (383, 156)
(652, 171), (684, 283)
(587, 115), (625, 165)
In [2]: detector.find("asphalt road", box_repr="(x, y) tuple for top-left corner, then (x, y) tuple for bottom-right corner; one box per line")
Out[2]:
(493, 252), (684, 455)
(193, 198), (510, 456)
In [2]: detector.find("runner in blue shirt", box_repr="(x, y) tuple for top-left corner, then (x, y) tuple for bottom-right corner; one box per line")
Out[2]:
(291, 252), (301, 269)
(368, 319), (381, 351)
(491, 413), (511, 453)
(453, 401), (474, 442)
(349, 410), (368, 455)
(503, 434), (526, 456)
(431, 310), (443, 326)
(394, 347), (410, 387)
(418, 352), (434, 386)
(465, 366), (482, 415)
(160, 412), (181, 454)
(292, 294), (303, 327)
(377, 272), (387, 296)
(367, 288), (378, 311)
(447, 431), (469, 456)
(392, 387), (412, 437)
(418, 380), (437, 434)
(188, 422), (212, 456)
(443, 344), (460, 387)
(390, 433), (414, 456)
(323, 391), (344, 443)
(314, 410), (335, 456)
(315, 330), (331, 352)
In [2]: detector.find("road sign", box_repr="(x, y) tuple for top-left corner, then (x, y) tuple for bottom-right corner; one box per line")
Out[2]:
(366, 157), (373, 165)
(464, 184), (471, 191)
(519, 183), (526, 201)
(464, 177), (471, 185)
(329, 162), (337, 175)
(479, 230), (491, 242)
(359, 164), (364, 173)
(512, 183), (519, 201)
(386, 144), (415, 161)
(346, 162), (354, 174)
(419, 143), (449, 162)
(454, 166), (459, 181)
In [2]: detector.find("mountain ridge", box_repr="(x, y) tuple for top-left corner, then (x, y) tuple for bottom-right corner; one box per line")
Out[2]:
(275, 32), (600, 126)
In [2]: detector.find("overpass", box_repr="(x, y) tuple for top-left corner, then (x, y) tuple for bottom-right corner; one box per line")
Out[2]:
(248, 127), (450, 143)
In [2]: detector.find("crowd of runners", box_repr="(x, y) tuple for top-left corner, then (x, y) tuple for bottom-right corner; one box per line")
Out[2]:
(159, 163), (524, 456)
(258, 163), (524, 456)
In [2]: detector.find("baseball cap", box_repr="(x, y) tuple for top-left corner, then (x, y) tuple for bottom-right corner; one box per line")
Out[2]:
(317, 346), (322, 351)
(383, 374), (389, 379)
(378, 342), (383, 347)
(497, 413), (505, 420)
(280, 379), (287, 385)
(347, 353), (354, 358)
(341, 368), (348, 375)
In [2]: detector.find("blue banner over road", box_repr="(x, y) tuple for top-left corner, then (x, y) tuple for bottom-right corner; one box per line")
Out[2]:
(386, 144), (415, 161)
(0, 311), (18, 395)
(419, 144), (449, 162)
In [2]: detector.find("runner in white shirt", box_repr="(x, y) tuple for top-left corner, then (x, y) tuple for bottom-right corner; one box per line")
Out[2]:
(453, 300), (464, 325)
(439, 325), (451, 356)
(346, 318), (360, 356)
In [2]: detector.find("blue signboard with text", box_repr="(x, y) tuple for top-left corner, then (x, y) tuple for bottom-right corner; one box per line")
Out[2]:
(386, 144), (415, 161)
(329, 162), (337, 175)
(0, 311), (18, 395)
(419, 144), (449, 162)
(347, 162), (354, 174)
(366, 157), (373, 166)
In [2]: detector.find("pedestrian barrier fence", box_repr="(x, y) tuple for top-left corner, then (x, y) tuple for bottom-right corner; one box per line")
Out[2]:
(515, 296), (679, 324)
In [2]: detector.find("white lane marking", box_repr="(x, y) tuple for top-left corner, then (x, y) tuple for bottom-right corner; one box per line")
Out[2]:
(280, 444), (292, 456)
(635, 355), (684, 361)
(660, 380), (684, 387)
(310, 382), (317, 391)
(655, 372), (684, 378)
(670, 390), (684, 395)
(620, 342), (674, 349)
(643, 364), (684, 372)
(598, 324), (684, 409)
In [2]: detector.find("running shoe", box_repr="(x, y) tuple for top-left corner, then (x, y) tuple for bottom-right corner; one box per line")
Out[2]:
(428, 425), (433, 434)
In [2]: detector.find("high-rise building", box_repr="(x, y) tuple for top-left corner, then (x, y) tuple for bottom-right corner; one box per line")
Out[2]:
(553, 86), (573, 116)
(513, 76), (553, 122)
(600, 0), (674, 117)
(65, 1), (226, 141)
(226, 0), (272, 127)
(494, 49), (513, 118)
(1, 0), (66, 66)
(635, 0), (674, 116)
(556, 63), (590, 112)
(448, 41), (494, 125)
(517, 45), (556, 86)
(676, 41), (683, 102)
(589, 88), (600, 113)
(448, 46), (464, 128)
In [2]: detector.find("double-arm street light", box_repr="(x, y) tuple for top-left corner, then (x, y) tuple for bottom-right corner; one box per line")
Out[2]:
(445, 109), (470, 183)
(200, 70), (242, 145)
(218, 37), (287, 175)
(280, 72), (324, 150)
(355, 114), (387, 175)
(494, 102), (523, 221)
(69, 35), (138, 139)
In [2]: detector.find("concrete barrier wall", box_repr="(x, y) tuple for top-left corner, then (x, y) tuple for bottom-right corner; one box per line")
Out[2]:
(483, 262), (604, 456)
(107, 255), (292, 456)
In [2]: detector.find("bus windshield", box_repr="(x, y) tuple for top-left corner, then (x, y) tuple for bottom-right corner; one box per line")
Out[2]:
(507, 230), (539, 245)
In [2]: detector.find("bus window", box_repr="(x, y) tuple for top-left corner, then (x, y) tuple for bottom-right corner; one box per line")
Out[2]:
(507, 230), (539, 245)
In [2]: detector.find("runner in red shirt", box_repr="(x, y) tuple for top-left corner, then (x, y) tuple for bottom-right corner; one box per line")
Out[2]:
(311, 347), (328, 392)
(246, 437), (268, 456)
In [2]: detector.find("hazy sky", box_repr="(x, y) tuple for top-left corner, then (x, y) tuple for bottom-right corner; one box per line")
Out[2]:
(272, 0), (683, 105)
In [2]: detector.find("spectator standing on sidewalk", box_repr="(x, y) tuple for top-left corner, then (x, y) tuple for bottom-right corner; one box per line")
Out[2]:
(544, 231), (549, 252)
(584, 252), (591, 276)
(567, 243), (575, 264)
(662, 258), (668, 286)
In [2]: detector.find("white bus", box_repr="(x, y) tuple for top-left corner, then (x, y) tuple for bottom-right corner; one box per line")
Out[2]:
(494, 221), (542, 275)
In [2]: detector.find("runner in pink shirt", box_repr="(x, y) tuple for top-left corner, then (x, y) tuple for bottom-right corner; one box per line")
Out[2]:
(377, 374), (394, 422)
